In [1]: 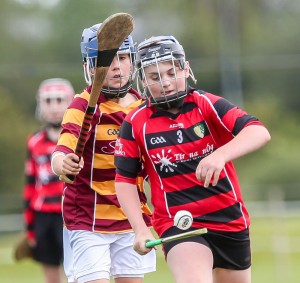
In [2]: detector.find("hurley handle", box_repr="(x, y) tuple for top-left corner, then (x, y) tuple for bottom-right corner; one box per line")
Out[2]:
(145, 239), (163, 248)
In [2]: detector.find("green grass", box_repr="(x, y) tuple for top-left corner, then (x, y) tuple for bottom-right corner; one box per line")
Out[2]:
(1, 217), (300, 282)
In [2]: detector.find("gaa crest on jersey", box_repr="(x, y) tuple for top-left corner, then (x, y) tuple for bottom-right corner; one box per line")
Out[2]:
(193, 122), (205, 138)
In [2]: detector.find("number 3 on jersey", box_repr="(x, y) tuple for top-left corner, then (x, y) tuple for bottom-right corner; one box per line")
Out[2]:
(177, 130), (183, 143)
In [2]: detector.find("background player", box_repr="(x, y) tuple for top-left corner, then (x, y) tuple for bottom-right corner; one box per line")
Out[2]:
(114, 35), (271, 283)
(51, 23), (156, 283)
(23, 78), (75, 283)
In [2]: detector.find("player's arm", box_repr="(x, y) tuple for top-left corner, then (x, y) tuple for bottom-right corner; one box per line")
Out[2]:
(214, 124), (270, 162)
(23, 183), (35, 245)
(114, 118), (156, 253)
(51, 94), (89, 182)
(23, 145), (36, 245)
(196, 95), (271, 187)
(115, 178), (155, 254)
(196, 124), (271, 187)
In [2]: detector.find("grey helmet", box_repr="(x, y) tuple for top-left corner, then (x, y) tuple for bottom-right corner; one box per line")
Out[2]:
(136, 35), (196, 109)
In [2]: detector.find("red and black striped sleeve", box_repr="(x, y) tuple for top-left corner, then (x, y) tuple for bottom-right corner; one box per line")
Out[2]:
(204, 92), (263, 132)
(114, 113), (142, 183)
(23, 139), (36, 241)
(193, 91), (264, 146)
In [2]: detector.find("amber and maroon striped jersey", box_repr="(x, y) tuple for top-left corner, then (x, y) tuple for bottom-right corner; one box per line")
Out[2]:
(115, 89), (266, 237)
(54, 87), (152, 233)
(23, 129), (63, 240)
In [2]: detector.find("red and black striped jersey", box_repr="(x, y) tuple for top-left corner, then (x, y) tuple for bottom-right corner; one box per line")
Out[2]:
(23, 129), (63, 240)
(115, 89), (266, 237)
(54, 87), (152, 233)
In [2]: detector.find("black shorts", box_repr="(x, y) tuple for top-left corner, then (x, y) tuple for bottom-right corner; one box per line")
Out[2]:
(33, 212), (63, 266)
(161, 226), (251, 270)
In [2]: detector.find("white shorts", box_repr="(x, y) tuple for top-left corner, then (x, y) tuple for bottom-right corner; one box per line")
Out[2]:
(63, 227), (76, 283)
(65, 229), (156, 283)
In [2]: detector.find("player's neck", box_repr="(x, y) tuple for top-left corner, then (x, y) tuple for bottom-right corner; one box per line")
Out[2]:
(165, 108), (180, 114)
(110, 92), (138, 107)
(46, 126), (60, 142)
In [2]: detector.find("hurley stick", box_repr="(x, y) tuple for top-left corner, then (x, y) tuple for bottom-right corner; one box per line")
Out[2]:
(60, 13), (134, 182)
(145, 228), (208, 248)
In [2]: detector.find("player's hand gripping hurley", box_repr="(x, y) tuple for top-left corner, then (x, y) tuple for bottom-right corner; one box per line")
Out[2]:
(59, 13), (134, 183)
(145, 228), (208, 248)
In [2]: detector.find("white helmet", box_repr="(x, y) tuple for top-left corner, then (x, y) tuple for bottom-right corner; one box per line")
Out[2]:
(36, 78), (74, 127)
(136, 35), (196, 109)
(80, 23), (136, 99)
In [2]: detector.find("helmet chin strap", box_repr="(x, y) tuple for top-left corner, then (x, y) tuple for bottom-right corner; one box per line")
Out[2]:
(101, 81), (132, 99)
(147, 78), (189, 110)
(151, 90), (187, 110)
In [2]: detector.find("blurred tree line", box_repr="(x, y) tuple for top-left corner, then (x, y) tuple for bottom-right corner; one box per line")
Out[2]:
(0, 0), (299, 210)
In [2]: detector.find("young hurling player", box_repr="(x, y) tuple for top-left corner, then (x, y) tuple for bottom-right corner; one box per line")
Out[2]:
(23, 78), (74, 283)
(51, 24), (156, 283)
(114, 36), (271, 283)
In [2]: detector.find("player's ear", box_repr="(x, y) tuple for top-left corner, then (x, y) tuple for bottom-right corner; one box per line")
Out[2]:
(184, 61), (190, 79)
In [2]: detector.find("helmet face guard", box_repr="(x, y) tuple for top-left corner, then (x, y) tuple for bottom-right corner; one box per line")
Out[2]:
(136, 36), (196, 109)
(80, 23), (136, 98)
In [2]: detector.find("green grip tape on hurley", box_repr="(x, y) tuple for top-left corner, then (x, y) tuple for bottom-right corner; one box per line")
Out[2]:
(145, 239), (162, 248)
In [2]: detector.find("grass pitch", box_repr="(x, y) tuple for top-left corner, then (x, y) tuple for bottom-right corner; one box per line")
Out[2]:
(1, 217), (300, 282)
